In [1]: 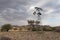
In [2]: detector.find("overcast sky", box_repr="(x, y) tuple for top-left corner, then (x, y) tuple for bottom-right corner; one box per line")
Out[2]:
(0, 0), (60, 26)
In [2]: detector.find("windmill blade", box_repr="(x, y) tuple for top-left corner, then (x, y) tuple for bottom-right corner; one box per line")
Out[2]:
(35, 7), (43, 11)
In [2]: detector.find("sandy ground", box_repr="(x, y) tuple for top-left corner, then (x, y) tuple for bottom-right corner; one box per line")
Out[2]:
(0, 31), (60, 40)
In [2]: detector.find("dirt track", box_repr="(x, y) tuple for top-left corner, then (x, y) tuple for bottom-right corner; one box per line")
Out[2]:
(0, 31), (60, 40)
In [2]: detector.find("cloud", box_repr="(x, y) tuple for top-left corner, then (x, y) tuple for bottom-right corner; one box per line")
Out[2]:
(0, 0), (60, 26)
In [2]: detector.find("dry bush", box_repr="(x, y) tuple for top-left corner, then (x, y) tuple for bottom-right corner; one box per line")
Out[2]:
(0, 36), (11, 40)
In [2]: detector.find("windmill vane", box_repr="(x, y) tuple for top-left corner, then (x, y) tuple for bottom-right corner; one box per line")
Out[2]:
(33, 7), (43, 21)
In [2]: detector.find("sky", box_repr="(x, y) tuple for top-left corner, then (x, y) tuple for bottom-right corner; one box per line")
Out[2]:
(0, 0), (60, 26)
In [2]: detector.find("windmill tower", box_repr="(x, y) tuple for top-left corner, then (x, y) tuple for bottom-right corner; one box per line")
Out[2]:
(33, 7), (43, 25)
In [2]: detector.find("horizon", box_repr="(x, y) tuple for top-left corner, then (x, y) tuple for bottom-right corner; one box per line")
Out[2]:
(0, 0), (60, 26)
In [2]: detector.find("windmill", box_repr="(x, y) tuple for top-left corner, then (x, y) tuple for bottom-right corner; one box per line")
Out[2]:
(33, 7), (43, 25)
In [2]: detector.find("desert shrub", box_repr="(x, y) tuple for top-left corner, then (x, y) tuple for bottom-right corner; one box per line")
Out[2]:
(36, 27), (41, 31)
(53, 27), (60, 32)
(55, 30), (60, 32)
(43, 27), (53, 31)
(1, 24), (12, 32)
(51, 27), (56, 31)
(0, 36), (11, 40)
(32, 27), (41, 31)
(27, 28), (31, 31)
(43, 27), (47, 31)
(32, 27), (37, 31)
(19, 28), (22, 31)
(13, 27), (17, 30)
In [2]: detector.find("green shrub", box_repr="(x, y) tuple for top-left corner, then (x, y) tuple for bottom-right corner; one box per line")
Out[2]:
(1, 24), (12, 32)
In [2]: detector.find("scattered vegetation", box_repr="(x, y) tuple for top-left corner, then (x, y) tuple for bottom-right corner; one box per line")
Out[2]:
(0, 23), (59, 32)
